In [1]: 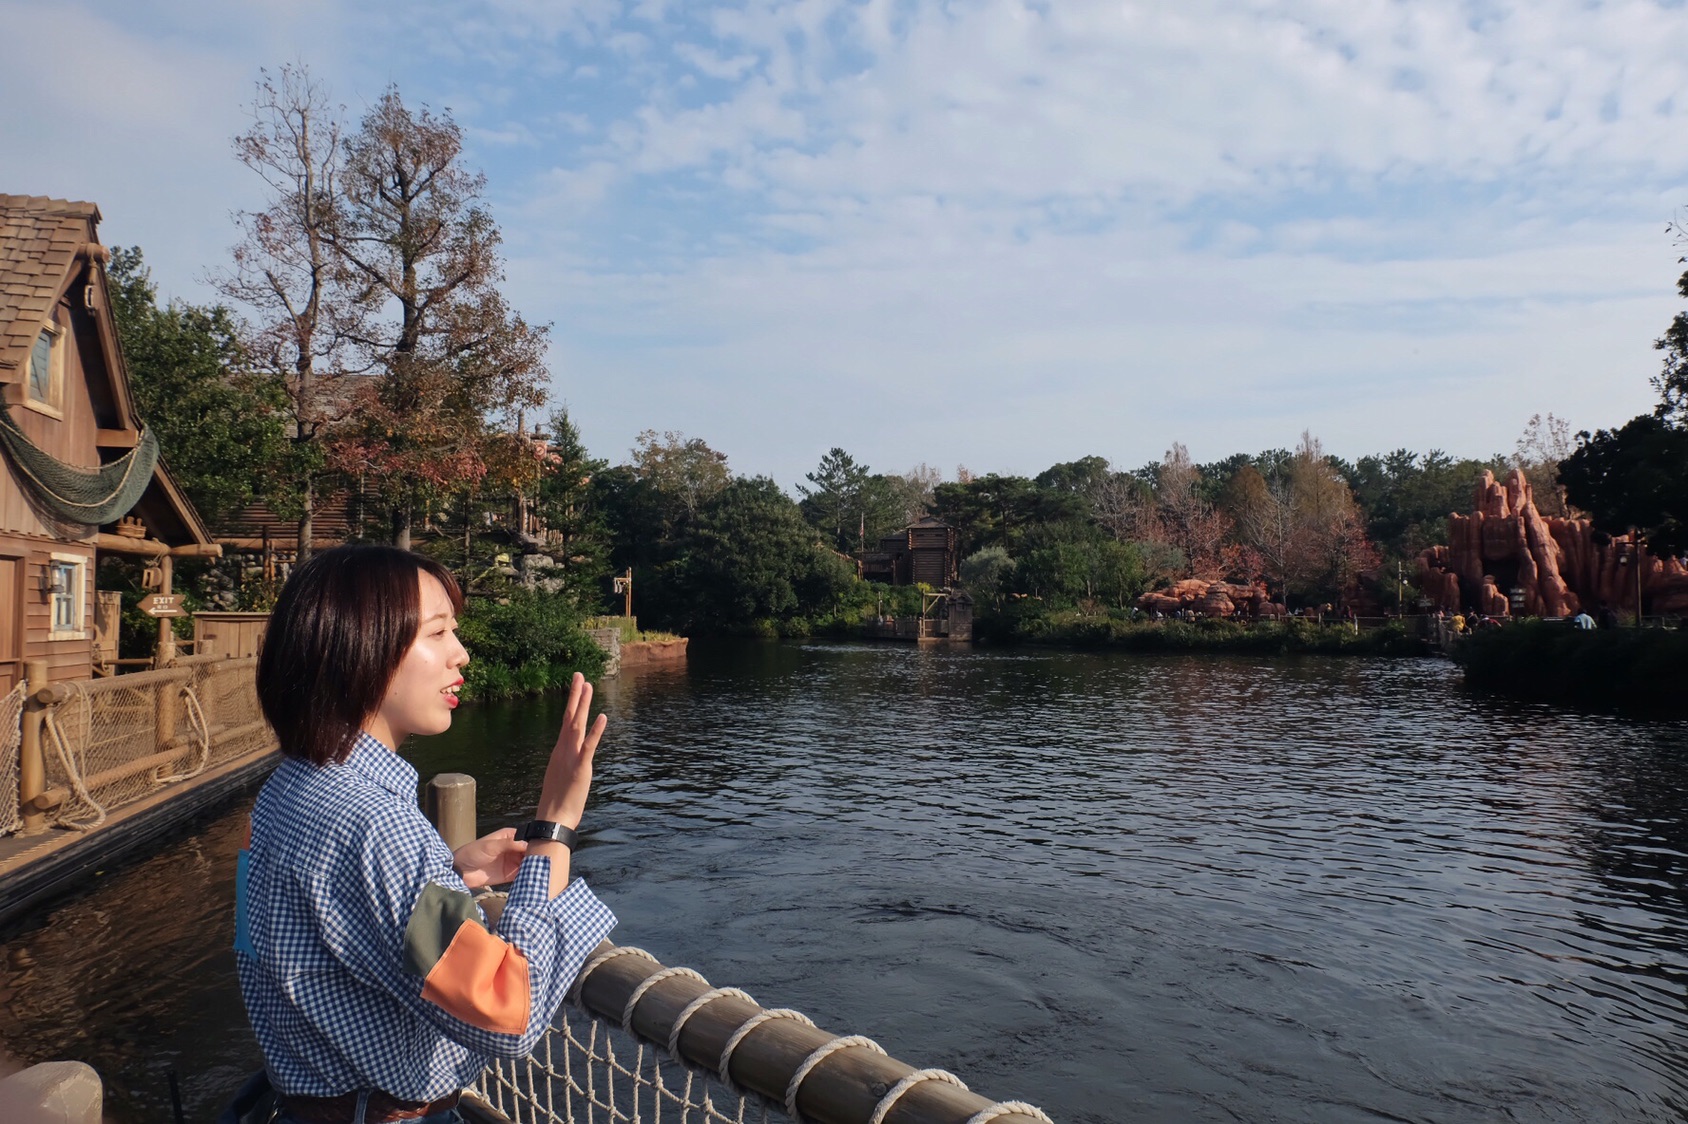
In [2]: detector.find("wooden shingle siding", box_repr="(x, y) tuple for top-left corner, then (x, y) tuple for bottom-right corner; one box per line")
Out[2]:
(2, 195), (217, 683)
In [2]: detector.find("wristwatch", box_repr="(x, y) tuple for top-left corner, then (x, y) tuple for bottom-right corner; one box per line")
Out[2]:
(516, 820), (579, 851)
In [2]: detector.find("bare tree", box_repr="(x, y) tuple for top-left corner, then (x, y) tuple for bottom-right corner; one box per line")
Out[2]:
(1088, 469), (1155, 544)
(1155, 443), (1232, 579)
(216, 64), (360, 561)
(1512, 412), (1576, 517)
(1227, 464), (1298, 602)
(899, 462), (943, 523)
(1229, 432), (1376, 605)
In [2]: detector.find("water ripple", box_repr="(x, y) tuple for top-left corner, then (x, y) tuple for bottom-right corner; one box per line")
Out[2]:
(6, 643), (1688, 1123)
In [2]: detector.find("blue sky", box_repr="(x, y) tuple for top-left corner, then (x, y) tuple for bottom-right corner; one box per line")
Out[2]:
(4, 0), (1686, 489)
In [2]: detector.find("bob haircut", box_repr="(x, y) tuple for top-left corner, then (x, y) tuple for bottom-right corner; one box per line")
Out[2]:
(257, 544), (464, 766)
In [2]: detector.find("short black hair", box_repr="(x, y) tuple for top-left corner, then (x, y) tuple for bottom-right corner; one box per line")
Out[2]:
(257, 545), (464, 766)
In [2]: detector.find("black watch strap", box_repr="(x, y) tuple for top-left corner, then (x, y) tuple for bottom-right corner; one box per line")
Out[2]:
(517, 820), (579, 851)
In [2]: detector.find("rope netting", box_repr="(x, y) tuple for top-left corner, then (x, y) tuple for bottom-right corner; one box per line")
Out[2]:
(24, 659), (273, 832)
(469, 941), (1056, 1124)
(0, 400), (159, 526)
(0, 684), (23, 836)
(475, 1003), (778, 1124)
(42, 678), (152, 829)
(188, 658), (276, 767)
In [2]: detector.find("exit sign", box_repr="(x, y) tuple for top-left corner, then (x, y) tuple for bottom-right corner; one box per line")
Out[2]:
(137, 593), (186, 618)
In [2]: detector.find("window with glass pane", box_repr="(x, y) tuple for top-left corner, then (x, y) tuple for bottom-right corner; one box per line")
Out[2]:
(29, 329), (53, 401)
(51, 561), (78, 632)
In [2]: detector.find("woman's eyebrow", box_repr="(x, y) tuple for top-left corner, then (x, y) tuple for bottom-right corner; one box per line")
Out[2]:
(420, 610), (456, 625)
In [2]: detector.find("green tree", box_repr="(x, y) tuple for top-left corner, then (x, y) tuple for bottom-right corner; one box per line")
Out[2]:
(960, 546), (1015, 608)
(678, 476), (855, 632)
(1034, 455), (1110, 495)
(1559, 415), (1688, 555)
(107, 247), (291, 522)
(1011, 523), (1144, 609)
(797, 447), (872, 551)
(531, 408), (611, 603)
(1343, 448), (1505, 558)
(630, 429), (731, 521)
(1654, 218), (1688, 423)
(932, 473), (1083, 556)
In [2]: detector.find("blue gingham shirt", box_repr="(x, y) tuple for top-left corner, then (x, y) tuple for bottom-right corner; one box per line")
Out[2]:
(235, 732), (616, 1099)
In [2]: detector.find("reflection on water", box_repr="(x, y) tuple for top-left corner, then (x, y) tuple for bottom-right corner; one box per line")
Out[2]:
(5, 643), (1688, 1122)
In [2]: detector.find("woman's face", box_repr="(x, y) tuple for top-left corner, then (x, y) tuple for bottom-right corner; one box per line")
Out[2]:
(370, 572), (470, 745)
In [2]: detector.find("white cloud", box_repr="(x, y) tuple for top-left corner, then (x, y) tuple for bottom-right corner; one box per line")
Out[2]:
(2, 0), (1682, 485)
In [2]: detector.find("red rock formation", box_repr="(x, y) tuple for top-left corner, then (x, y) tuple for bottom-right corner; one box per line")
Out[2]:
(1138, 578), (1276, 618)
(1416, 468), (1688, 617)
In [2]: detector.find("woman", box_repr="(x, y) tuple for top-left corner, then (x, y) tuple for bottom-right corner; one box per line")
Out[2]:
(232, 545), (616, 1124)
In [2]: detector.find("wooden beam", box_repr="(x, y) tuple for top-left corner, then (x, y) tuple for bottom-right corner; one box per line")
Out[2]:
(95, 427), (139, 449)
(93, 533), (167, 557)
(218, 537), (339, 551)
(92, 534), (222, 559)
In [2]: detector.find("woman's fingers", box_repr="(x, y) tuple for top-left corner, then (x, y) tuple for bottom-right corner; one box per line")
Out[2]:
(582, 712), (607, 757)
(557, 674), (599, 753)
(563, 672), (588, 726)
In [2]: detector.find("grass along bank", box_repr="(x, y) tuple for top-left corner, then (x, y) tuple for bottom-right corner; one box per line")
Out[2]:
(974, 607), (1426, 655)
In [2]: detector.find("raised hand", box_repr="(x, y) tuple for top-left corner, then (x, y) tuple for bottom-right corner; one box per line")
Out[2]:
(537, 672), (607, 828)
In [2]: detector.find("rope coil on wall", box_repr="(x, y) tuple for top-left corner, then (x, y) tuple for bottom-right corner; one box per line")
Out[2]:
(0, 684), (23, 837)
(867, 1069), (970, 1124)
(154, 686), (210, 784)
(41, 683), (103, 830)
(784, 1035), (888, 1124)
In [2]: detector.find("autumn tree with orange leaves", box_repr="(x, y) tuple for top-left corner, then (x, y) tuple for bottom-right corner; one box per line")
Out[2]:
(327, 87), (549, 549)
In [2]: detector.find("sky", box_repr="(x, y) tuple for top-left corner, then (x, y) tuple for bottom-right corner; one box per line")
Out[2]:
(4, 0), (1687, 491)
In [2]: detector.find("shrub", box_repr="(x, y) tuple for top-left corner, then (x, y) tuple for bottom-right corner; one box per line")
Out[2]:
(1455, 620), (1688, 711)
(457, 590), (606, 702)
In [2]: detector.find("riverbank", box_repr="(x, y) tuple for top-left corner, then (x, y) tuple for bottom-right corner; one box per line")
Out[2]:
(970, 610), (1426, 655)
(1453, 620), (1688, 712)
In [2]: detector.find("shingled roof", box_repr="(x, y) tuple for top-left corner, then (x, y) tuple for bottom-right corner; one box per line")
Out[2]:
(0, 194), (102, 369)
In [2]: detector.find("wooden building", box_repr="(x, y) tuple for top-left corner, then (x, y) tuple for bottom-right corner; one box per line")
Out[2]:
(859, 516), (960, 587)
(0, 195), (219, 692)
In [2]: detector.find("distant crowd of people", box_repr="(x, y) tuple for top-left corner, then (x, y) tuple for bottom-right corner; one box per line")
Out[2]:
(1433, 604), (1624, 634)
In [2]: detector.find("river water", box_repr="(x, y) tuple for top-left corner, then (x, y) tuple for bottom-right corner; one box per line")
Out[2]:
(4, 641), (1688, 1123)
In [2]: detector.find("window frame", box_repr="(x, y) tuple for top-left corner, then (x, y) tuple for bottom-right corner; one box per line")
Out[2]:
(21, 315), (66, 420)
(46, 552), (87, 641)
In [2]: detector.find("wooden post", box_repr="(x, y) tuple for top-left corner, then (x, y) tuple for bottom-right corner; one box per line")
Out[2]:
(425, 773), (476, 852)
(196, 637), (217, 736)
(154, 554), (176, 666)
(19, 659), (47, 835)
